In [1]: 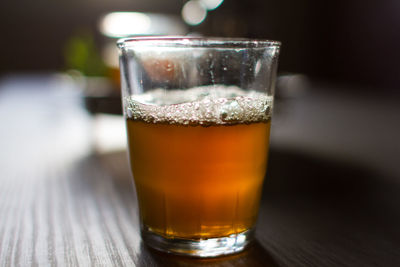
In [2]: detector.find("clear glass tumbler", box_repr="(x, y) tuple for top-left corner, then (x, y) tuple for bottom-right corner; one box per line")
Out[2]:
(117, 37), (280, 257)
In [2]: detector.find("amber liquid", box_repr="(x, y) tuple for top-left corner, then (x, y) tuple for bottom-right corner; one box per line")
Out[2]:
(127, 120), (270, 239)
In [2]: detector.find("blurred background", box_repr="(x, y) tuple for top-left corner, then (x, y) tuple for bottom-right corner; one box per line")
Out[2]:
(1, 0), (399, 90)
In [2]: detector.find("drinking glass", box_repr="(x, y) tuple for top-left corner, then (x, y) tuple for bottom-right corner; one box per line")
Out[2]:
(117, 37), (280, 257)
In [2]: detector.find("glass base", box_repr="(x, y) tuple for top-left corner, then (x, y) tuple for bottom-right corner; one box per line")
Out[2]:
(141, 227), (254, 257)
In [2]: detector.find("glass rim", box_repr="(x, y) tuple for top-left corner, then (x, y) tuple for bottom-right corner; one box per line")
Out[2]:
(117, 36), (281, 50)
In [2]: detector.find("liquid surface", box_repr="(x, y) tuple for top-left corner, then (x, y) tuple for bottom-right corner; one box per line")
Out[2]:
(125, 85), (273, 125)
(126, 86), (272, 239)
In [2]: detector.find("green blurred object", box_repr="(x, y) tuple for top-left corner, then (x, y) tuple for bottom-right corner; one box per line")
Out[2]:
(64, 31), (107, 76)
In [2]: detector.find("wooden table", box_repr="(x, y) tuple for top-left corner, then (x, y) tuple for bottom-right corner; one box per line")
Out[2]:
(1, 75), (399, 266)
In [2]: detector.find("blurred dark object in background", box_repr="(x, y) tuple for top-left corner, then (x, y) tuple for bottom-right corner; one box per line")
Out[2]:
(82, 76), (122, 115)
(1, 0), (399, 91)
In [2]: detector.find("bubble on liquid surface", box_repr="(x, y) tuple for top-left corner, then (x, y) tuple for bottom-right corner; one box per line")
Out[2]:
(126, 85), (273, 125)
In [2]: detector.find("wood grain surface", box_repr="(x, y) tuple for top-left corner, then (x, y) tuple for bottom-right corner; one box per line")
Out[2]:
(1, 76), (399, 266)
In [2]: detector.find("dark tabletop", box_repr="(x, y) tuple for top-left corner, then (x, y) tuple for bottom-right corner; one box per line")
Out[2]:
(0, 75), (399, 266)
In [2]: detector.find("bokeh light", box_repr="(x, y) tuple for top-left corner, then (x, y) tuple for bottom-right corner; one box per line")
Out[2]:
(182, 0), (207, 26)
(100, 12), (187, 38)
(100, 12), (151, 37)
(201, 0), (224, 10)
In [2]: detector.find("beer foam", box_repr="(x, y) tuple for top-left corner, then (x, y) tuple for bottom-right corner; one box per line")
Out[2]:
(125, 85), (273, 125)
